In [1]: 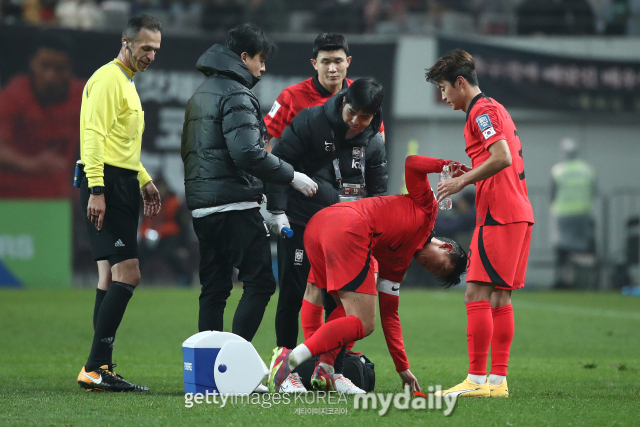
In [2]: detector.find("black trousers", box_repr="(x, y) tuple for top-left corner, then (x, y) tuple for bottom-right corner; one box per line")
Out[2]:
(275, 222), (309, 348)
(193, 208), (276, 342)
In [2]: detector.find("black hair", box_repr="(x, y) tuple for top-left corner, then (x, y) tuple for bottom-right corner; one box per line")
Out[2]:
(436, 237), (468, 288)
(30, 30), (72, 56)
(344, 78), (384, 116)
(312, 33), (349, 58)
(227, 23), (277, 59)
(425, 48), (479, 87)
(122, 14), (162, 43)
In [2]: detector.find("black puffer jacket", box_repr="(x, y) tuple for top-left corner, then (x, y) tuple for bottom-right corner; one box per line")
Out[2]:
(181, 45), (294, 210)
(266, 90), (387, 224)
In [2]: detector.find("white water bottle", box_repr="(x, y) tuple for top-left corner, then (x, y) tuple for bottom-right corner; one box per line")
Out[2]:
(438, 165), (453, 210)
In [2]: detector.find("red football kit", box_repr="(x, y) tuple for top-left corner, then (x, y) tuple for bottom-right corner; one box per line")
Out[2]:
(464, 93), (534, 290)
(0, 75), (85, 198)
(263, 75), (385, 139)
(304, 155), (453, 372)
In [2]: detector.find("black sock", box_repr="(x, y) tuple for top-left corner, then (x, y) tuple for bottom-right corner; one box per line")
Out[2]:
(93, 288), (108, 330)
(334, 345), (347, 374)
(85, 282), (135, 372)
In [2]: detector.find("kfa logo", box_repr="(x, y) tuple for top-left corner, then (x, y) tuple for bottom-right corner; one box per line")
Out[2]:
(184, 362), (193, 371)
(294, 249), (304, 265)
(352, 147), (361, 169)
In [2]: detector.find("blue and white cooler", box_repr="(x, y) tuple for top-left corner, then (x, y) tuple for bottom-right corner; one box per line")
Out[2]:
(182, 331), (269, 395)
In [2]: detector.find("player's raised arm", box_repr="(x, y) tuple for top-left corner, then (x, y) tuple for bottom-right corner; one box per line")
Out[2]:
(405, 155), (459, 207)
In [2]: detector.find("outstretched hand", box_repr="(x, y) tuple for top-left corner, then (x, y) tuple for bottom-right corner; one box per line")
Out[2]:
(141, 181), (161, 218)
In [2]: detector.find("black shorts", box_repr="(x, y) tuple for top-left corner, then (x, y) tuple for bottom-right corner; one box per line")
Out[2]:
(80, 164), (141, 263)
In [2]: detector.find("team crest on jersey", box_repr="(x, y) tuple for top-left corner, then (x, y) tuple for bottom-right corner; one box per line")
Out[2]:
(268, 100), (281, 118)
(352, 147), (361, 156)
(476, 114), (496, 140)
(294, 249), (304, 265)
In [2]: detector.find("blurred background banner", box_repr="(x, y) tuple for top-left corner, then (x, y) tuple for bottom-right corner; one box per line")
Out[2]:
(438, 37), (640, 113)
(0, 200), (71, 288)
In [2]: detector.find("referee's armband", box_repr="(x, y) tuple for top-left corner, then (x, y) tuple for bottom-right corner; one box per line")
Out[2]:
(377, 279), (400, 296)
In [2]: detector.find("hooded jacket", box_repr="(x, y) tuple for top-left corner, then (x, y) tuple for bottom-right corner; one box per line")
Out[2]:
(181, 44), (294, 210)
(266, 90), (387, 225)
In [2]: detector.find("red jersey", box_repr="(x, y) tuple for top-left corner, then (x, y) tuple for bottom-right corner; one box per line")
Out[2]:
(264, 76), (384, 139)
(336, 155), (449, 283)
(464, 93), (534, 226)
(0, 75), (85, 199)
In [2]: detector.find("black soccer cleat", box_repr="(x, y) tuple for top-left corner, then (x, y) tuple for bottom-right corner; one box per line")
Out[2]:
(77, 365), (149, 392)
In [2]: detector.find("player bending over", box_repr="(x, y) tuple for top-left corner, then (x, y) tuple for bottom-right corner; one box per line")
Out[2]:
(426, 49), (534, 398)
(267, 155), (468, 393)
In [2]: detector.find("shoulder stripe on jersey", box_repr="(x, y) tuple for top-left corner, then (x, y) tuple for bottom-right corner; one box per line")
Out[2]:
(465, 92), (491, 123)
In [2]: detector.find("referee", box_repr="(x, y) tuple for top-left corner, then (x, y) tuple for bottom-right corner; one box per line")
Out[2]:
(76, 15), (162, 392)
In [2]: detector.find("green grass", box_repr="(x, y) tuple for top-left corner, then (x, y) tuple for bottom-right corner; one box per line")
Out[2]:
(0, 288), (639, 426)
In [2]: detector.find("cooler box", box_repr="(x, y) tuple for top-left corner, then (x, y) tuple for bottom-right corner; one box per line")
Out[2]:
(182, 331), (269, 395)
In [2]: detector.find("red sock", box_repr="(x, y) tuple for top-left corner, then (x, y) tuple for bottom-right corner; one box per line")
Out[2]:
(466, 300), (493, 376)
(490, 304), (514, 377)
(304, 315), (364, 357)
(318, 305), (346, 365)
(301, 299), (324, 340)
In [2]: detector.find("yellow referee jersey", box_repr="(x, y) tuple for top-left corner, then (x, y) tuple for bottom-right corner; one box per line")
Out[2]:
(80, 58), (152, 188)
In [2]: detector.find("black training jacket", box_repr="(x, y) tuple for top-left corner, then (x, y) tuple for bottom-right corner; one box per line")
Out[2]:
(181, 44), (294, 210)
(266, 90), (387, 224)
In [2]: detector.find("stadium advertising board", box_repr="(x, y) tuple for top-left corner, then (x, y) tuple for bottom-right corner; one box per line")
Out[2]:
(0, 200), (71, 288)
(438, 37), (640, 113)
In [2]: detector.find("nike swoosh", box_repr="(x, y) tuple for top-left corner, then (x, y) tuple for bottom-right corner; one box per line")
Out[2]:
(391, 286), (399, 291)
(82, 372), (102, 384)
(373, 232), (383, 237)
(445, 388), (479, 398)
(388, 243), (401, 252)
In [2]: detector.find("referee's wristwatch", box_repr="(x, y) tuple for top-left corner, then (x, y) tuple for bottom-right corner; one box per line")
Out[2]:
(88, 186), (105, 195)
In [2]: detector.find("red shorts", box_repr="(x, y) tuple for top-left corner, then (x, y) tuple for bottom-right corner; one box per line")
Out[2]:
(466, 222), (532, 290)
(304, 207), (377, 296)
(307, 256), (378, 283)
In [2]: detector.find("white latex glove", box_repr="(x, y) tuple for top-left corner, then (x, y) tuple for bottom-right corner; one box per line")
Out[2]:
(291, 171), (318, 197)
(268, 211), (290, 237)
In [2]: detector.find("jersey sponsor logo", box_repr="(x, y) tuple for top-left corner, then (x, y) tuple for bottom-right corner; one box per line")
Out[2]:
(294, 249), (304, 265)
(268, 100), (281, 118)
(482, 127), (496, 140)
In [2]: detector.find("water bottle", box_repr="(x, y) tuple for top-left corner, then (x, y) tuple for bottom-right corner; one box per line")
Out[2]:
(438, 165), (453, 210)
(280, 226), (293, 238)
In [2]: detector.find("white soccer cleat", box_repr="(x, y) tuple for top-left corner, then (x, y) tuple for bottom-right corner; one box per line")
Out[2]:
(253, 383), (269, 393)
(333, 374), (366, 394)
(278, 373), (308, 393)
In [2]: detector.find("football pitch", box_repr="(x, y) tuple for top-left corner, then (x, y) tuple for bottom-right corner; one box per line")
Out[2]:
(1, 288), (638, 426)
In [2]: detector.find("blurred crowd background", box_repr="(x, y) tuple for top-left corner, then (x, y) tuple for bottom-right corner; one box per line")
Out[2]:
(0, 1), (638, 291)
(2, 0), (640, 37)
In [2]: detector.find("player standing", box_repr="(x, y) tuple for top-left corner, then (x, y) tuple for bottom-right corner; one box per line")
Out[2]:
(268, 155), (468, 393)
(77, 15), (162, 392)
(426, 49), (534, 398)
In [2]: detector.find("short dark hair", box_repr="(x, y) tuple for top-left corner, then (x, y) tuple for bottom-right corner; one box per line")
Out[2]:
(227, 23), (277, 59)
(436, 237), (467, 288)
(312, 33), (349, 58)
(344, 78), (384, 116)
(30, 30), (72, 56)
(425, 48), (478, 87)
(122, 14), (162, 43)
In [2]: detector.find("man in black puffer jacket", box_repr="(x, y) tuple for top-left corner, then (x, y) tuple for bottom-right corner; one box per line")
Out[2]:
(266, 79), (387, 387)
(181, 24), (317, 343)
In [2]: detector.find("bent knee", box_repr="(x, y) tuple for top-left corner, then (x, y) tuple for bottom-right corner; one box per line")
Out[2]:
(361, 318), (375, 337)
